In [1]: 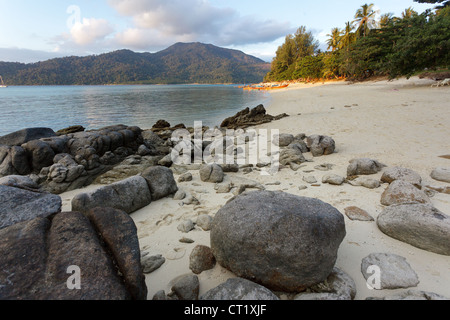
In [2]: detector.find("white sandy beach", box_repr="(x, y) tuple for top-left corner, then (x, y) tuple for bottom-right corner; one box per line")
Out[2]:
(61, 77), (450, 300)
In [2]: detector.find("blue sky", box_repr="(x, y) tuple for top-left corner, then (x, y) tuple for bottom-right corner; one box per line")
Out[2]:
(0, 0), (436, 63)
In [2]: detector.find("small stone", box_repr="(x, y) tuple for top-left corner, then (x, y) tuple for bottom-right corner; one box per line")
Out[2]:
(196, 214), (213, 231)
(179, 237), (195, 244)
(177, 220), (195, 233)
(178, 172), (193, 182)
(303, 176), (317, 184)
(430, 167), (450, 183)
(173, 189), (186, 200)
(171, 274), (200, 300)
(322, 174), (345, 186)
(142, 254), (166, 274)
(344, 206), (374, 221)
(189, 245), (216, 275)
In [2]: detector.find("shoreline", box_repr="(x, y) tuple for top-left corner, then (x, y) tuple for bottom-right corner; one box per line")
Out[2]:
(58, 76), (450, 300)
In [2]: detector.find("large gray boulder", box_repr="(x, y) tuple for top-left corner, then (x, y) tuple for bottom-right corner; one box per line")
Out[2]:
(201, 278), (279, 300)
(377, 203), (450, 255)
(0, 209), (147, 300)
(71, 175), (151, 214)
(0, 185), (61, 230)
(380, 180), (431, 206)
(0, 127), (56, 146)
(141, 166), (178, 200)
(210, 190), (346, 292)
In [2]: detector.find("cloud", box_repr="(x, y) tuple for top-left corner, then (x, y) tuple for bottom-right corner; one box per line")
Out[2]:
(108, 0), (293, 50)
(70, 18), (115, 46)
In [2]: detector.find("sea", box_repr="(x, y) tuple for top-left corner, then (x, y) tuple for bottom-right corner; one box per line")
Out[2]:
(0, 85), (271, 137)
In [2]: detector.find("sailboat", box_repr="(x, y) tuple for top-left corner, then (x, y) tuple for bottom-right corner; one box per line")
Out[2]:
(0, 75), (7, 88)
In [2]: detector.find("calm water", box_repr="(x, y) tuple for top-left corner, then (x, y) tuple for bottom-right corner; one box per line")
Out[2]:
(0, 85), (270, 136)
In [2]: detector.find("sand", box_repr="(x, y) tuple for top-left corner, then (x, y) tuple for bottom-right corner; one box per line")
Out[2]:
(61, 76), (450, 300)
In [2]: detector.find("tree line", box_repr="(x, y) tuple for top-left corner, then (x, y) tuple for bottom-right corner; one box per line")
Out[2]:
(265, 1), (449, 82)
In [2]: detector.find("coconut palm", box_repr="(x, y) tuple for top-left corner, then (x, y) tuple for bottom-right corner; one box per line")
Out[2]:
(379, 13), (396, 28)
(326, 27), (343, 52)
(339, 21), (355, 49)
(401, 7), (418, 19)
(353, 3), (377, 37)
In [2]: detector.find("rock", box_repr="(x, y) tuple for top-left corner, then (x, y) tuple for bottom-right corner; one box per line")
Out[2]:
(84, 207), (147, 300)
(171, 274), (200, 300)
(10, 146), (31, 175)
(22, 140), (55, 172)
(173, 189), (187, 200)
(380, 180), (431, 206)
(347, 176), (380, 189)
(0, 127), (56, 146)
(279, 148), (306, 166)
(220, 164), (240, 173)
(178, 172), (193, 182)
(201, 278), (279, 300)
(381, 167), (422, 189)
(430, 167), (450, 183)
(303, 175), (317, 184)
(294, 267), (356, 300)
(377, 203), (450, 255)
(157, 154), (173, 167)
(189, 245), (216, 274)
(314, 163), (334, 171)
(199, 164), (224, 183)
(273, 133), (295, 147)
(142, 254), (166, 274)
(347, 158), (386, 176)
(141, 166), (178, 200)
(220, 105), (289, 130)
(367, 290), (449, 300)
(153, 120), (171, 129)
(0, 210), (147, 300)
(215, 182), (232, 193)
(210, 190), (346, 292)
(196, 214), (213, 231)
(322, 174), (345, 185)
(344, 206), (374, 221)
(0, 175), (40, 191)
(361, 253), (419, 289)
(0, 185), (62, 230)
(137, 144), (152, 156)
(71, 175), (152, 214)
(177, 220), (195, 233)
(288, 141), (309, 154)
(55, 125), (85, 136)
(306, 135), (336, 157)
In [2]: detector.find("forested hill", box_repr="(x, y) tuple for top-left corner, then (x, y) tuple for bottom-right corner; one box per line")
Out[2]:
(0, 43), (270, 85)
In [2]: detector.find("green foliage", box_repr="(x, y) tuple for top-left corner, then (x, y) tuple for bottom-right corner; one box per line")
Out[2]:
(265, 4), (450, 82)
(0, 43), (270, 85)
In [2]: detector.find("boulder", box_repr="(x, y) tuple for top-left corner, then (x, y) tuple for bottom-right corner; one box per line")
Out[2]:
(22, 140), (55, 172)
(272, 133), (295, 147)
(171, 274), (199, 300)
(347, 176), (380, 189)
(141, 166), (178, 200)
(0, 210), (147, 300)
(377, 203), (450, 255)
(344, 206), (374, 221)
(142, 254), (166, 274)
(430, 167), (450, 183)
(210, 190), (346, 292)
(347, 158), (385, 176)
(380, 180), (431, 206)
(322, 174), (345, 186)
(0, 127), (56, 146)
(306, 135), (336, 157)
(279, 148), (306, 166)
(199, 164), (224, 183)
(201, 278), (279, 300)
(381, 167), (422, 189)
(361, 253), (419, 290)
(0, 185), (61, 230)
(189, 245), (216, 275)
(71, 175), (152, 214)
(220, 105), (288, 130)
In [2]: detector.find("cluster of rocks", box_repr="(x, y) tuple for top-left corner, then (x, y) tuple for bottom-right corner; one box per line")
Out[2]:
(220, 104), (289, 129)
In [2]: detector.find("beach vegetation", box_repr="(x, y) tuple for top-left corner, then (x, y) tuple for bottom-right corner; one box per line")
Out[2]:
(265, 3), (450, 82)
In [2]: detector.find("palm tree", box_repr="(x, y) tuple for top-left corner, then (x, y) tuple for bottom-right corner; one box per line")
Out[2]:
(326, 27), (343, 52)
(379, 13), (395, 28)
(353, 3), (377, 37)
(339, 21), (355, 49)
(401, 7), (418, 19)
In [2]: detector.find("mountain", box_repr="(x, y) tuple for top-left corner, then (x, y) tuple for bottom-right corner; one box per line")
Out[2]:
(0, 43), (270, 85)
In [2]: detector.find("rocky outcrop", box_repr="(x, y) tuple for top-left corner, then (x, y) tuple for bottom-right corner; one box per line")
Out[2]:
(141, 166), (178, 200)
(71, 176), (152, 214)
(0, 208), (147, 300)
(210, 190), (346, 292)
(0, 185), (61, 230)
(306, 135), (336, 157)
(220, 105), (288, 129)
(377, 203), (450, 255)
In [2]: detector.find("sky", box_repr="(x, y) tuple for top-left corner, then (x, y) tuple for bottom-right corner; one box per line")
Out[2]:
(0, 0), (437, 63)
